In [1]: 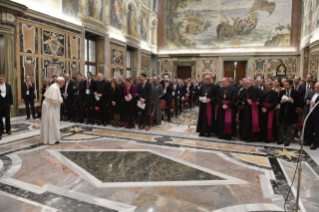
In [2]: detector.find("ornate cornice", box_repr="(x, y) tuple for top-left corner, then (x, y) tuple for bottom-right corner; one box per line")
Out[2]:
(0, 0), (27, 15)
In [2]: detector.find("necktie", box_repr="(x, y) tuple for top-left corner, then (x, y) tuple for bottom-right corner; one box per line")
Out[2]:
(143, 82), (145, 88)
(26, 82), (29, 90)
(87, 80), (90, 88)
(287, 91), (290, 97)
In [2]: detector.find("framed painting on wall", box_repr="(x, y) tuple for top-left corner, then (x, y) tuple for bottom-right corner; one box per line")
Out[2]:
(111, 48), (124, 66)
(276, 64), (286, 76)
(112, 67), (123, 80)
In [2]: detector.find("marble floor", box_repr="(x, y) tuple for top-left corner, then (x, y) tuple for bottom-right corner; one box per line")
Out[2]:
(0, 108), (318, 212)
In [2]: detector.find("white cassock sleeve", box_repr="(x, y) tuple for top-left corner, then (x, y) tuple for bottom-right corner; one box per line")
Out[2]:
(40, 83), (63, 144)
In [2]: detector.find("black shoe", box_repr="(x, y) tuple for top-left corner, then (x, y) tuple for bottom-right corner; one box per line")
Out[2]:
(226, 135), (232, 141)
(265, 140), (270, 143)
(55, 141), (60, 145)
(33, 117), (36, 120)
(0, 137), (2, 140)
(26, 117), (30, 120)
(103, 123), (107, 126)
(199, 133), (205, 137)
(303, 142), (311, 146)
(284, 141), (290, 147)
(168, 119), (172, 122)
(97, 123), (101, 125)
(85, 122), (90, 125)
(206, 133), (211, 137)
(175, 115), (178, 118)
(245, 139), (251, 143)
(91, 122), (95, 125)
(6, 131), (11, 135)
(310, 145), (318, 150)
(277, 141), (284, 145)
(295, 134), (300, 139)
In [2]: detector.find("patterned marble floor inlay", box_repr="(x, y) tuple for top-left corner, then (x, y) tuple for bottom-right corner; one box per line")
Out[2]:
(0, 114), (319, 212)
(60, 151), (225, 182)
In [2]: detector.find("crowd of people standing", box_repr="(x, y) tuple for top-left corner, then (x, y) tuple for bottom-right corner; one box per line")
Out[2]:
(197, 74), (319, 150)
(8, 71), (319, 151)
(36, 73), (202, 132)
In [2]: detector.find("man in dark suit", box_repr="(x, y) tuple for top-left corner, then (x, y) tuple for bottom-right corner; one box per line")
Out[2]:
(255, 78), (266, 91)
(0, 75), (13, 135)
(278, 80), (300, 146)
(304, 82), (319, 150)
(95, 73), (110, 126)
(292, 76), (306, 107)
(61, 74), (75, 121)
(160, 75), (173, 122)
(74, 73), (85, 123)
(21, 75), (36, 120)
(84, 72), (97, 125)
(186, 78), (194, 109)
(193, 79), (200, 107)
(172, 78), (181, 118)
(137, 73), (152, 131)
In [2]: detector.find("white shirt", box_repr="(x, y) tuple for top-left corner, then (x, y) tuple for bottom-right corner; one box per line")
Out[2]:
(64, 80), (70, 94)
(310, 93), (319, 110)
(0, 83), (6, 98)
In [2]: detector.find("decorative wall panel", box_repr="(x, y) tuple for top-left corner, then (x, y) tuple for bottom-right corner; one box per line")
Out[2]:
(69, 36), (80, 59)
(19, 23), (38, 54)
(141, 53), (151, 76)
(42, 29), (65, 57)
(70, 61), (80, 78)
(110, 44), (126, 79)
(17, 18), (82, 108)
(252, 57), (299, 80)
(196, 58), (219, 81)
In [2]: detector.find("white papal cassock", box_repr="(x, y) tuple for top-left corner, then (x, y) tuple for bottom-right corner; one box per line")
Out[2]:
(40, 83), (63, 144)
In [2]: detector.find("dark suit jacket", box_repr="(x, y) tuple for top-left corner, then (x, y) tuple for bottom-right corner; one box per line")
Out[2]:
(305, 91), (319, 116)
(84, 79), (97, 96)
(260, 90), (278, 112)
(61, 80), (75, 99)
(160, 81), (173, 102)
(73, 80), (85, 100)
(186, 83), (194, 96)
(278, 89), (300, 125)
(0, 83), (13, 107)
(137, 81), (152, 104)
(172, 84), (181, 98)
(96, 80), (110, 102)
(292, 84), (306, 107)
(255, 85), (266, 91)
(21, 82), (35, 100)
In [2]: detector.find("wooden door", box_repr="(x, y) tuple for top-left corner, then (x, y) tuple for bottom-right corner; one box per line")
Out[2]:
(235, 61), (246, 84)
(177, 66), (191, 79)
(224, 62), (234, 78)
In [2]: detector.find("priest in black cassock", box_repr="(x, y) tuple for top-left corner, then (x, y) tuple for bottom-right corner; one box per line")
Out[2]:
(239, 78), (267, 142)
(259, 80), (278, 143)
(216, 77), (238, 140)
(196, 75), (218, 137)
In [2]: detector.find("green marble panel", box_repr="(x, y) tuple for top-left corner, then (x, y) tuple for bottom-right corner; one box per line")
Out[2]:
(61, 151), (225, 182)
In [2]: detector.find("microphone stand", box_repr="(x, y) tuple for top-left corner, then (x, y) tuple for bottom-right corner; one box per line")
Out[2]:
(295, 99), (319, 212)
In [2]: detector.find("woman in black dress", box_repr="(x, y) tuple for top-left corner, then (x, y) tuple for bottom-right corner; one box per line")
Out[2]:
(110, 81), (122, 127)
(124, 78), (137, 128)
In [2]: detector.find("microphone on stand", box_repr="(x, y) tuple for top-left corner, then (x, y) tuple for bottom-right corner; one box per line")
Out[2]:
(295, 98), (319, 212)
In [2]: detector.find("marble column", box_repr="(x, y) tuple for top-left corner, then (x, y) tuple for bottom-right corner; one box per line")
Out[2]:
(137, 48), (141, 76)
(104, 36), (110, 77)
(299, 49), (304, 78)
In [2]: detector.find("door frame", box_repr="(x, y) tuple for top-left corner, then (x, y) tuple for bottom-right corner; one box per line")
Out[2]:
(219, 57), (252, 81)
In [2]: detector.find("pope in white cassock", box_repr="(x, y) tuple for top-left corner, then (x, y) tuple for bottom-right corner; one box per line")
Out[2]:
(40, 77), (65, 144)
